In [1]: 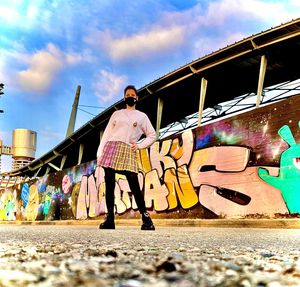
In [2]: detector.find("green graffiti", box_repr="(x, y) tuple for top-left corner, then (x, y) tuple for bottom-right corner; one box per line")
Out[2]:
(5, 199), (14, 220)
(43, 193), (51, 215)
(258, 123), (300, 213)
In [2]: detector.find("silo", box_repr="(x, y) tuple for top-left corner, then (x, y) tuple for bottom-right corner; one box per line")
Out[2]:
(12, 129), (37, 170)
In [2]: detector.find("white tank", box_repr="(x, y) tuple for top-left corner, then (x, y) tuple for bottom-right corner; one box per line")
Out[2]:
(12, 129), (37, 159)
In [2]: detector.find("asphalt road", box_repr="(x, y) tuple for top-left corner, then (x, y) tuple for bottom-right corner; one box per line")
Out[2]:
(0, 225), (299, 286)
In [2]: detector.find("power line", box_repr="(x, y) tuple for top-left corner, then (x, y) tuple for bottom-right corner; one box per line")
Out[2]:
(77, 108), (96, 117)
(78, 104), (106, 109)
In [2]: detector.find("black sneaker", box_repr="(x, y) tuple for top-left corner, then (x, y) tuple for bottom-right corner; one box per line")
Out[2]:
(99, 215), (115, 229)
(141, 212), (155, 230)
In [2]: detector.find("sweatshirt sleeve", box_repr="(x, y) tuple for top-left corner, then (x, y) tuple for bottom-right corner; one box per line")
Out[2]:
(137, 114), (157, 150)
(96, 111), (117, 158)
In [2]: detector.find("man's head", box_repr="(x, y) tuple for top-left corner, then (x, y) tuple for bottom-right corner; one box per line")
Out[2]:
(124, 85), (138, 107)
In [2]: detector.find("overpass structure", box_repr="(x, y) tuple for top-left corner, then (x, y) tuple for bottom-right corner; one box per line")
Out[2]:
(1, 18), (300, 182)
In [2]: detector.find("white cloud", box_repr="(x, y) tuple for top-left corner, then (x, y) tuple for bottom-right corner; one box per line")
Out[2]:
(85, 0), (299, 64)
(289, 0), (300, 7)
(65, 49), (94, 65)
(93, 70), (127, 103)
(203, 0), (297, 26)
(0, 59), (5, 84)
(2, 0), (299, 97)
(161, 0), (295, 30)
(0, 1), (46, 30)
(157, 0), (299, 59)
(0, 43), (92, 95)
(0, 47), (24, 88)
(86, 25), (186, 62)
(0, 5), (20, 25)
(188, 0), (299, 57)
(193, 32), (246, 58)
(17, 44), (64, 94)
(0, 42), (62, 93)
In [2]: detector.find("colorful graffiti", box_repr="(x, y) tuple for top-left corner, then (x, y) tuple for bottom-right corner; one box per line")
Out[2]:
(259, 123), (300, 213)
(1, 97), (300, 221)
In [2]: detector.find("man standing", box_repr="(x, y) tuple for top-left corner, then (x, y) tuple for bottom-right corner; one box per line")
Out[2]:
(97, 85), (156, 230)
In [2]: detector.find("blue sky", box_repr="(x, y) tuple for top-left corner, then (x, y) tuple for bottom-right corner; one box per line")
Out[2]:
(0, 0), (299, 172)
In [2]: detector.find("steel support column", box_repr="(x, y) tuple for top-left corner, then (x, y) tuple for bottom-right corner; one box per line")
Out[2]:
(34, 167), (42, 178)
(256, 55), (267, 108)
(198, 77), (208, 127)
(156, 97), (164, 137)
(60, 155), (67, 170)
(78, 143), (84, 165)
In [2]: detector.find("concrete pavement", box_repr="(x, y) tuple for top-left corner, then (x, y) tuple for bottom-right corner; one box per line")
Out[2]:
(1, 218), (300, 228)
(0, 225), (300, 286)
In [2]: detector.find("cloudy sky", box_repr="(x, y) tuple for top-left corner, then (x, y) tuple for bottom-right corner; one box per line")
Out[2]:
(0, 0), (299, 172)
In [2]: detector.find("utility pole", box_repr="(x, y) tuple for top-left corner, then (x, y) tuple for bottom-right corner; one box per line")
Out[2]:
(66, 85), (81, 138)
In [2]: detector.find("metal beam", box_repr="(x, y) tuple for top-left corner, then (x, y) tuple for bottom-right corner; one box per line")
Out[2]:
(48, 162), (60, 172)
(258, 30), (300, 49)
(45, 154), (59, 163)
(28, 163), (42, 171)
(156, 97), (164, 137)
(153, 49), (251, 94)
(60, 155), (67, 170)
(34, 167), (42, 178)
(146, 87), (153, 94)
(153, 78), (300, 139)
(148, 29), (300, 95)
(198, 77), (208, 127)
(44, 167), (50, 177)
(12, 176), (17, 185)
(189, 66), (197, 73)
(53, 150), (62, 156)
(27, 153), (59, 172)
(15, 176), (20, 186)
(155, 73), (194, 93)
(5, 176), (11, 188)
(78, 143), (84, 165)
(250, 39), (258, 49)
(256, 55), (268, 108)
(99, 130), (104, 141)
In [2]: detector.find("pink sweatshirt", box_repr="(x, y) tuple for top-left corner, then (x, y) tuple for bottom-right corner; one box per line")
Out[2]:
(97, 109), (157, 158)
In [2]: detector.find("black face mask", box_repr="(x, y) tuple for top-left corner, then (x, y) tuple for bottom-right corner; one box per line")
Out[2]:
(125, 97), (137, 107)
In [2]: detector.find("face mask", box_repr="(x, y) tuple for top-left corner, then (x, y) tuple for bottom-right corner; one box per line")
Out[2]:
(125, 97), (137, 107)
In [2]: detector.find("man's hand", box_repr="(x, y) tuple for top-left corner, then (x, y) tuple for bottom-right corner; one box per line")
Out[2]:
(131, 143), (139, 152)
(97, 156), (101, 166)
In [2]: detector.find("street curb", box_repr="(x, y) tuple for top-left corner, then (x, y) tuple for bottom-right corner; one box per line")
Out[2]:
(0, 219), (300, 228)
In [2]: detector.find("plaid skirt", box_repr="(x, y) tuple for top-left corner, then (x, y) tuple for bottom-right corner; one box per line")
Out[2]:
(98, 141), (139, 173)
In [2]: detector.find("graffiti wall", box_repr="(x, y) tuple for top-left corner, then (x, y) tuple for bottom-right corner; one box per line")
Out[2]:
(1, 96), (300, 221)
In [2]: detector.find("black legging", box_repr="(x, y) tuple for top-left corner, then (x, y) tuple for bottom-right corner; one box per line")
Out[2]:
(104, 167), (146, 215)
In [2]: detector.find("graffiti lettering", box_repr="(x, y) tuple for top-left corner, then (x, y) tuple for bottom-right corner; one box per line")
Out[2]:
(1, 117), (297, 220)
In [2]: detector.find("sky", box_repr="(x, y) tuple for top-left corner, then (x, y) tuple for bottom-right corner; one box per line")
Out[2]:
(0, 0), (299, 172)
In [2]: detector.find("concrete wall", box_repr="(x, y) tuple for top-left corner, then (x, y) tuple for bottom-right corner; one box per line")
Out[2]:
(1, 95), (300, 221)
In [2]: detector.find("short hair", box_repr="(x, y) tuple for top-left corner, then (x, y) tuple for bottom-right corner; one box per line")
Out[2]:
(124, 85), (138, 96)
